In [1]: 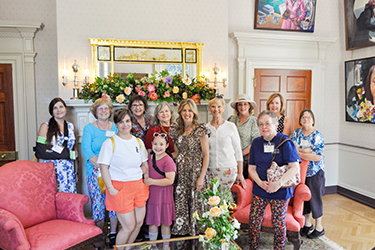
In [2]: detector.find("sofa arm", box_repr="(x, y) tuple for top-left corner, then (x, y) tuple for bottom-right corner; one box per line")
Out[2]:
(291, 184), (312, 227)
(0, 208), (30, 250)
(231, 179), (253, 211)
(55, 192), (95, 225)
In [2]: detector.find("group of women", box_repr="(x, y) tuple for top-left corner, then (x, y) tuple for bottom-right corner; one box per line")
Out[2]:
(37, 91), (326, 249)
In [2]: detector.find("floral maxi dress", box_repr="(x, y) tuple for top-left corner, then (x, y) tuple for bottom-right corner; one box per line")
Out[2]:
(169, 123), (210, 236)
(42, 121), (77, 193)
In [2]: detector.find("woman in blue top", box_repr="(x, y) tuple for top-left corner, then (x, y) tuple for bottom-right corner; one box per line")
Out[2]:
(81, 97), (118, 246)
(248, 110), (300, 249)
(291, 109), (325, 239)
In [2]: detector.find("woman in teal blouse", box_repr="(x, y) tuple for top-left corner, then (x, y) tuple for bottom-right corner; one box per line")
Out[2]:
(81, 97), (118, 247)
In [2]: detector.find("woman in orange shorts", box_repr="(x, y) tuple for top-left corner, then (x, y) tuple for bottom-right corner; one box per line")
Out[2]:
(98, 108), (149, 245)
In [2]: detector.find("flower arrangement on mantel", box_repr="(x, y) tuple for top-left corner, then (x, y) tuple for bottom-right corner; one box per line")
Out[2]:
(193, 178), (241, 250)
(79, 70), (217, 105)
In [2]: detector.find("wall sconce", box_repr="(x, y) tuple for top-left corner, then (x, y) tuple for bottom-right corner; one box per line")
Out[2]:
(62, 58), (89, 99)
(205, 64), (227, 90)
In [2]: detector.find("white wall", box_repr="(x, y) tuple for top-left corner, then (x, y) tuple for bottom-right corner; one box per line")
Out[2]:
(55, 0), (229, 102)
(0, 0), (58, 129)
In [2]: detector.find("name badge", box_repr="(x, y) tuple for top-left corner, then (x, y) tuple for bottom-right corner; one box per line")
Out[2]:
(264, 143), (275, 153)
(52, 144), (64, 154)
(106, 130), (116, 137)
(301, 139), (309, 148)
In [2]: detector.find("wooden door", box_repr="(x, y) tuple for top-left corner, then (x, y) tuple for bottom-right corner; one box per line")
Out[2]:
(254, 69), (311, 133)
(0, 64), (16, 166)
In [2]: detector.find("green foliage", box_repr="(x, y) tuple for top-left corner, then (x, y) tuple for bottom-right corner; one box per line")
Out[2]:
(79, 70), (217, 104)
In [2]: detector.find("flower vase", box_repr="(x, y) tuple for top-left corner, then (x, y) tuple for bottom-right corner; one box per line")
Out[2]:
(221, 241), (229, 250)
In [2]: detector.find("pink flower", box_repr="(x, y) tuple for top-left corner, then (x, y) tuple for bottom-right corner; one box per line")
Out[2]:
(163, 91), (170, 98)
(147, 84), (155, 92)
(139, 91), (146, 96)
(101, 94), (110, 99)
(191, 94), (200, 104)
(149, 92), (158, 100)
(135, 86), (142, 93)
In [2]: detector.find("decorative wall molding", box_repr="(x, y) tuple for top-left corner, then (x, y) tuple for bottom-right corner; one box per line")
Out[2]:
(230, 31), (336, 133)
(0, 20), (44, 160)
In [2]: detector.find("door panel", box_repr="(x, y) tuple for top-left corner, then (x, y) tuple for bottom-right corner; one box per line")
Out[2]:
(0, 64), (16, 166)
(254, 69), (311, 134)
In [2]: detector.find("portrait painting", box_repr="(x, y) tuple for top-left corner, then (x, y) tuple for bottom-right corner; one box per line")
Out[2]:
(345, 0), (375, 50)
(254, 0), (316, 32)
(345, 56), (375, 123)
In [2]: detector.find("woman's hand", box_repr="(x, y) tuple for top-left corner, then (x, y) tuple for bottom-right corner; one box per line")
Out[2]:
(196, 176), (204, 192)
(268, 181), (281, 193)
(143, 177), (153, 186)
(236, 173), (247, 189)
(89, 155), (99, 168)
(259, 180), (270, 192)
(108, 186), (119, 196)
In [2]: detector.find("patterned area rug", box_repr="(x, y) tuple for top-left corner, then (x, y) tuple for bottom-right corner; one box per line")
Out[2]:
(235, 232), (345, 250)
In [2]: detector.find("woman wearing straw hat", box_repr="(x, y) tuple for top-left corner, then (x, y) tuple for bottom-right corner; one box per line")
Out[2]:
(228, 94), (260, 180)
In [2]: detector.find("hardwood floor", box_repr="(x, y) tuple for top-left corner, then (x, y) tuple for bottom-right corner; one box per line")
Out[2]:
(322, 194), (375, 250)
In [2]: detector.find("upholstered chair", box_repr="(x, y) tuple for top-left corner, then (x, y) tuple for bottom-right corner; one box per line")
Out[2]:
(231, 159), (311, 250)
(0, 160), (103, 250)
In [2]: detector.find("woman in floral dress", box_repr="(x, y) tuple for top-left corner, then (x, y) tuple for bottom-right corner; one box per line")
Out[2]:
(37, 97), (76, 193)
(169, 99), (210, 236)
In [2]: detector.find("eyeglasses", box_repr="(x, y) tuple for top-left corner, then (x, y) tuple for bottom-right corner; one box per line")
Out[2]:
(97, 106), (109, 111)
(153, 133), (167, 138)
(132, 104), (144, 108)
(258, 122), (273, 127)
(302, 116), (312, 120)
(209, 95), (224, 100)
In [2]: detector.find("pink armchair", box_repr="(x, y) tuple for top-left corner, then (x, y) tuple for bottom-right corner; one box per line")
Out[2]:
(231, 160), (311, 250)
(0, 160), (103, 250)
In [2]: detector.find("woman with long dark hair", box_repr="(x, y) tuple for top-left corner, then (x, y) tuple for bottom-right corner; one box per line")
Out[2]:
(37, 97), (77, 193)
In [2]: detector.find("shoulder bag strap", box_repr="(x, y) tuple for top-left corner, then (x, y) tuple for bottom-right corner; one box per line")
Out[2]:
(271, 136), (291, 162)
(151, 153), (166, 177)
(110, 137), (115, 153)
(63, 120), (68, 148)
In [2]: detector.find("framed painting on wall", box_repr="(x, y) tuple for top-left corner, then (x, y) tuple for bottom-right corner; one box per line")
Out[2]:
(344, 0), (375, 50)
(254, 0), (316, 32)
(345, 56), (375, 123)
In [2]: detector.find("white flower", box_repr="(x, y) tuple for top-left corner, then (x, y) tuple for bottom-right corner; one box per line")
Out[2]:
(233, 218), (241, 229)
(183, 77), (192, 85)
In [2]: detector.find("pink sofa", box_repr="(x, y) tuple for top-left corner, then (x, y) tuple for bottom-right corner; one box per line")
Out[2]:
(0, 160), (103, 250)
(231, 159), (312, 250)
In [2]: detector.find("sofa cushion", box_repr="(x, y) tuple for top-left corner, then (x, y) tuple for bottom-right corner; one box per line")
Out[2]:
(25, 219), (102, 250)
(0, 161), (57, 228)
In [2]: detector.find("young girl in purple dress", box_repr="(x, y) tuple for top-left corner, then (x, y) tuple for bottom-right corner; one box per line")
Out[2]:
(144, 132), (176, 243)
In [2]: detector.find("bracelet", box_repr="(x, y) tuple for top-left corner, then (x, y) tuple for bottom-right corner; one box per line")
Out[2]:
(107, 185), (113, 189)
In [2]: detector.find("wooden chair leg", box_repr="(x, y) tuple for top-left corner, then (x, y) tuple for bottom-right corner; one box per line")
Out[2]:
(287, 231), (302, 250)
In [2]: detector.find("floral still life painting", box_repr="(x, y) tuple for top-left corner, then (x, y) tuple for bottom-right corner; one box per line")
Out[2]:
(194, 178), (241, 250)
(79, 70), (217, 105)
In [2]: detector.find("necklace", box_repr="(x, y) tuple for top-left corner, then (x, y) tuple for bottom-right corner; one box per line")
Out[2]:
(97, 120), (110, 130)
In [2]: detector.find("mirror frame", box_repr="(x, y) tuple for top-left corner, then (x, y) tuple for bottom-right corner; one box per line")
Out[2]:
(89, 38), (204, 79)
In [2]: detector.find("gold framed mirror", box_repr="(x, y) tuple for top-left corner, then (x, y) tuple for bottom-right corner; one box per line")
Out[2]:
(89, 38), (203, 80)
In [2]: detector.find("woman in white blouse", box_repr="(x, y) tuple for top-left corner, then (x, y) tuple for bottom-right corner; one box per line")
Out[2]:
(207, 97), (246, 192)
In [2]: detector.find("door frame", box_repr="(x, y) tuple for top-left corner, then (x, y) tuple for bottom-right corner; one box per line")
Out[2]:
(246, 59), (322, 128)
(0, 21), (43, 160)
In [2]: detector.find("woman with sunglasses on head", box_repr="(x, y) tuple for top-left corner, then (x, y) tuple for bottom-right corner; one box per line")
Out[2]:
(145, 101), (175, 157)
(97, 108), (149, 245)
(228, 94), (260, 179)
(291, 109), (325, 239)
(169, 99), (210, 236)
(37, 97), (77, 193)
(81, 97), (118, 247)
(207, 97), (245, 195)
(143, 132), (176, 244)
(129, 94), (152, 142)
